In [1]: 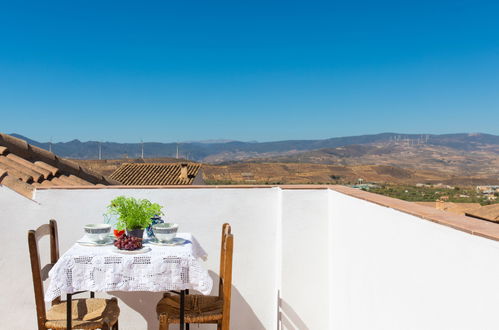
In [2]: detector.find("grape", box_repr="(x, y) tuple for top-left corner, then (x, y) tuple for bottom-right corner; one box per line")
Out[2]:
(114, 234), (143, 250)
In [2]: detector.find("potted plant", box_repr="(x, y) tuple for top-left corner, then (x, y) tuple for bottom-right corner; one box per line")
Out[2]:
(106, 196), (164, 239)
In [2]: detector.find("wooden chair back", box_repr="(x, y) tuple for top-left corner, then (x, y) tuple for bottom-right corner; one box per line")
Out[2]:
(218, 223), (233, 329)
(28, 219), (60, 330)
(218, 223), (231, 283)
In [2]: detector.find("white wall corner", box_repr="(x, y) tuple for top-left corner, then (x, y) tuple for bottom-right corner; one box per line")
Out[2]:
(276, 186), (283, 330)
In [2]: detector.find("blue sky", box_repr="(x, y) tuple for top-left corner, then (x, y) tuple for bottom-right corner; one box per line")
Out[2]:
(1, 0), (499, 142)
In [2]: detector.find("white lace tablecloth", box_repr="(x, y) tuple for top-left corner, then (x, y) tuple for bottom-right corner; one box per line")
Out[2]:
(45, 233), (213, 302)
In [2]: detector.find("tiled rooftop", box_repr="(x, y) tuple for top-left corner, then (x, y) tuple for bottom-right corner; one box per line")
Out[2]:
(0, 133), (118, 198)
(109, 162), (202, 185)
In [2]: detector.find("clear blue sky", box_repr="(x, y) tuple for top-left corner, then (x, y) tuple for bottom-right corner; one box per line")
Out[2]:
(1, 0), (499, 142)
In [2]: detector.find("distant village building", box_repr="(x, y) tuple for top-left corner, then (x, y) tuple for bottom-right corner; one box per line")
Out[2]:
(350, 183), (380, 190)
(432, 183), (454, 189)
(110, 162), (204, 185)
(0, 133), (118, 198)
(476, 185), (499, 193)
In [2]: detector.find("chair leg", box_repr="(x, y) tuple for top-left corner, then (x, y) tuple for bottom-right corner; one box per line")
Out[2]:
(159, 319), (169, 330)
(112, 320), (119, 330)
(221, 317), (230, 330)
(217, 321), (222, 330)
(102, 323), (110, 330)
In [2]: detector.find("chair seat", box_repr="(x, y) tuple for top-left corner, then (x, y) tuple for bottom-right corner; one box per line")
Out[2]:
(45, 298), (120, 329)
(157, 293), (223, 324)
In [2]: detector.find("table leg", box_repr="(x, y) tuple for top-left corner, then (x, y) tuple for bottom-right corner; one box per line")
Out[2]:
(180, 290), (185, 330)
(66, 293), (72, 329)
(185, 290), (190, 330)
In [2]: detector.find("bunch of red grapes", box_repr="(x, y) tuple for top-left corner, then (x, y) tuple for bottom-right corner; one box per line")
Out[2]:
(114, 234), (143, 250)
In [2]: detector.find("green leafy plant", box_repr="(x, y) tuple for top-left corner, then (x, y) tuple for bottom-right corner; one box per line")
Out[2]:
(106, 196), (164, 230)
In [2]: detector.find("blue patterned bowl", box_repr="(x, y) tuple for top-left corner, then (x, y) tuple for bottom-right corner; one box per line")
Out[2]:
(152, 223), (178, 242)
(84, 224), (111, 242)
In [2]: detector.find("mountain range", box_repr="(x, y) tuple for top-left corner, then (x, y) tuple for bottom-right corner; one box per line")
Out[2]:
(10, 132), (499, 164)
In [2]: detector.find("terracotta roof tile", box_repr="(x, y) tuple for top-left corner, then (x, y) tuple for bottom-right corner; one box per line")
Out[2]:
(5, 153), (52, 179)
(34, 161), (60, 176)
(0, 163), (34, 182)
(0, 133), (120, 198)
(1, 175), (34, 198)
(109, 163), (202, 185)
(67, 174), (94, 186)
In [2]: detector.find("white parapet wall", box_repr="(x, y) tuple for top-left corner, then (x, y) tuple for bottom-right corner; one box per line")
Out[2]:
(329, 189), (499, 330)
(1, 185), (499, 329)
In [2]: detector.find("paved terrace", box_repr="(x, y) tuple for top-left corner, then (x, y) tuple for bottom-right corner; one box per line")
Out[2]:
(2, 184), (499, 329)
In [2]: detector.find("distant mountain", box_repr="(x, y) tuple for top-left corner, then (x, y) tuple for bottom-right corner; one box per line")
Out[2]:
(181, 139), (238, 144)
(8, 132), (499, 163)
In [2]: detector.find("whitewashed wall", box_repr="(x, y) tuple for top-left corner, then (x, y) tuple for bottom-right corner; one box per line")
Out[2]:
(329, 190), (499, 330)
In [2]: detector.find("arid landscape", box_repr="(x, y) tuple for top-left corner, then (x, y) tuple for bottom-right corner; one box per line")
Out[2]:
(74, 136), (499, 186)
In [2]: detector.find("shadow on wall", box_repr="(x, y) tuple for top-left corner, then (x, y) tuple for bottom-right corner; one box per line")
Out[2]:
(110, 271), (265, 330)
(205, 270), (265, 330)
(279, 296), (309, 330)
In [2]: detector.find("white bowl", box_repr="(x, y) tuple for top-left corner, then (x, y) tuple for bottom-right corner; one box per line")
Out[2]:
(153, 223), (178, 242)
(84, 224), (111, 242)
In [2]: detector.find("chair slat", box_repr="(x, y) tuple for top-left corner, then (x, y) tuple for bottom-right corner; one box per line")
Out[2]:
(34, 224), (51, 241)
(40, 263), (54, 281)
(49, 219), (59, 264)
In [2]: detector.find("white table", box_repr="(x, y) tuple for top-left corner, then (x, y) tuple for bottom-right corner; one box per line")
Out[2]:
(46, 233), (213, 329)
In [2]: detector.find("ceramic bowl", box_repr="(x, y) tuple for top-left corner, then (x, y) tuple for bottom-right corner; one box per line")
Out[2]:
(84, 224), (111, 242)
(152, 223), (178, 242)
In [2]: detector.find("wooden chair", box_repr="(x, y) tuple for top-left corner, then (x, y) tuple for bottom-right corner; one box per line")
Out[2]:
(28, 219), (120, 330)
(157, 223), (234, 330)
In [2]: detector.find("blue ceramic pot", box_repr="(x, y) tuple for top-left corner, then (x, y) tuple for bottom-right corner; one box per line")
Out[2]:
(146, 215), (164, 238)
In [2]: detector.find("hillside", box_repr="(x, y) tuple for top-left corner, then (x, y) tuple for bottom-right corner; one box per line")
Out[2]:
(246, 141), (499, 180)
(71, 158), (499, 186)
